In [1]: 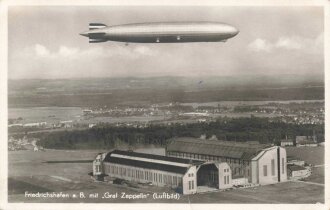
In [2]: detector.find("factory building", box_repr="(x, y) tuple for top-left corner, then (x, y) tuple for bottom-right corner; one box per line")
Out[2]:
(93, 150), (232, 195)
(166, 137), (287, 185)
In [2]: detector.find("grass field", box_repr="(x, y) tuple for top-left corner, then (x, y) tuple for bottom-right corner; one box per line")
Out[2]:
(286, 146), (324, 165)
(8, 178), (324, 203)
(8, 147), (324, 203)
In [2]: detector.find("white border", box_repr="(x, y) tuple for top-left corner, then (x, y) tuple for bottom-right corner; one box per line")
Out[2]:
(0, 0), (329, 210)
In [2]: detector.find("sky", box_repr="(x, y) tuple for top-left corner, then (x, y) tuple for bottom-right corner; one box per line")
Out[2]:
(8, 6), (324, 79)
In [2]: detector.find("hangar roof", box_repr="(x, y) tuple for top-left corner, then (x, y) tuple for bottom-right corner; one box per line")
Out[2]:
(166, 137), (270, 160)
(109, 150), (204, 164)
(103, 150), (204, 174)
(105, 156), (189, 174)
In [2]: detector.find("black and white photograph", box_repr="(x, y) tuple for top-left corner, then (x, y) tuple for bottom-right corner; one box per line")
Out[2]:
(0, 0), (328, 209)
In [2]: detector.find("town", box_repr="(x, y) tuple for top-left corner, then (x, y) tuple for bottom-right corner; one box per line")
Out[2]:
(8, 101), (324, 134)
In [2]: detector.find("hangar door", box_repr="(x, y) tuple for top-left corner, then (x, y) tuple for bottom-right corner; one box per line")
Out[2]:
(197, 164), (219, 188)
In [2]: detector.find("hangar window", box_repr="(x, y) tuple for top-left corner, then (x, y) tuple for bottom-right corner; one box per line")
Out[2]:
(173, 176), (177, 185)
(271, 159), (275, 176)
(282, 158), (285, 174)
(178, 177), (182, 185)
(263, 165), (268, 176)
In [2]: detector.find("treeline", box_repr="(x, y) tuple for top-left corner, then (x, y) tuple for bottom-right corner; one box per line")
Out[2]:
(37, 117), (324, 150)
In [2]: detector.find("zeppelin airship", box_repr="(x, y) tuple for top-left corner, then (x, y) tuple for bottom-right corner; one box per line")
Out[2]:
(80, 22), (239, 43)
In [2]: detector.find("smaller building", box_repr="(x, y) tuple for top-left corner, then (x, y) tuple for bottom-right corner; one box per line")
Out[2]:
(83, 109), (93, 115)
(60, 120), (73, 128)
(8, 123), (23, 128)
(89, 123), (97, 128)
(296, 140), (318, 147)
(295, 136), (317, 147)
(287, 156), (305, 166)
(280, 139), (294, 147)
(287, 164), (310, 179)
(318, 142), (325, 147)
(23, 122), (47, 127)
(232, 177), (249, 186)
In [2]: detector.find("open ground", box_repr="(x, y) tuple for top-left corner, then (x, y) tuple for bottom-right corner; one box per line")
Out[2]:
(8, 147), (324, 203)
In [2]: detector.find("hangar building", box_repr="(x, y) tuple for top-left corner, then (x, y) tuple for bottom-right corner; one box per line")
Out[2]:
(166, 137), (287, 185)
(93, 150), (232, 195)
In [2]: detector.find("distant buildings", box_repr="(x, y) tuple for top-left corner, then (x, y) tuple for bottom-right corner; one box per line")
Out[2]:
(8, 136), (41, 151)
(280, 139), (294, 147)
(59, 120), (73, 128)
(23, 122), (47, 127)
(8, 123), (23, 128)
(83, 109), (93, 115)
(295, 136), (318, 147)
(89, 123), (97, 128)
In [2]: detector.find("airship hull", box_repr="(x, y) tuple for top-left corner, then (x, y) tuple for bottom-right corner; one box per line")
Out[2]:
(81, 22), (239, 43)
(103, 34), (234, 43)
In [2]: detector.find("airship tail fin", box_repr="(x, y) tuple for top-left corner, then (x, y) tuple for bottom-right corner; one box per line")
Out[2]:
(89, 23), (107, 30)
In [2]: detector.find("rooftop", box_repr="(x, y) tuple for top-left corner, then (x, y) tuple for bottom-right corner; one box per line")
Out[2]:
(109, 150), (204, 164)
(166, 137), (271, 160)
(103, 150), (205, 174)
(287, 164), (307, 171)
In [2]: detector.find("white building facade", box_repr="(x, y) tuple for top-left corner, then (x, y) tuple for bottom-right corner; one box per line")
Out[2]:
(166, 137), (287, 185)
(92, 150), (232, 194)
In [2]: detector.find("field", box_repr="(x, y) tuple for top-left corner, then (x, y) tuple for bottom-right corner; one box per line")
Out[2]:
(8, 147), (324, 203)
(286, 146), (324, 165)
(9, 107), (83, 124)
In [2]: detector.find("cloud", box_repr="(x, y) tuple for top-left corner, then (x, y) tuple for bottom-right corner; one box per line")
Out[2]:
(58, 46), (79, 57)
(35, 44), (50, 57)
(31, 44), (157, 60)
(275, 37), (302, 50)
(11, 44), (161, 79)
(248, 39), (272, 52)
(248, 34), (323, 53)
